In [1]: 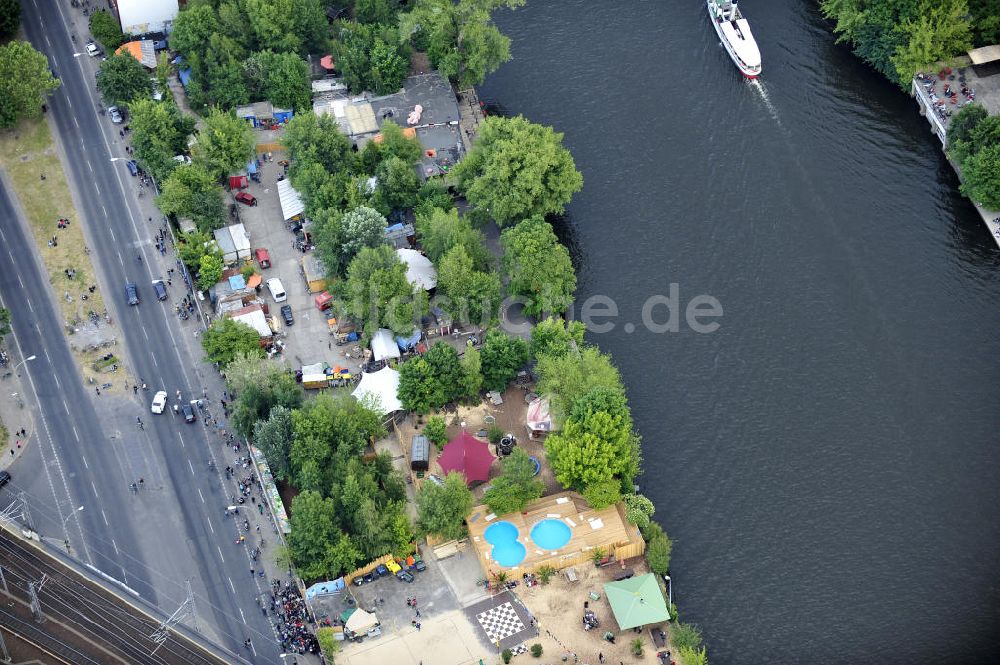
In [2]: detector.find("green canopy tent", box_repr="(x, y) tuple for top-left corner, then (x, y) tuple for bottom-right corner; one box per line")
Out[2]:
(602, 573), (670, 630)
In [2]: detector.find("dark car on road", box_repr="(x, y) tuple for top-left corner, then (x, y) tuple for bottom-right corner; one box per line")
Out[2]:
(126, 159), (139, 176)
(0, 470), (10, 488)
(396, 570), (414, 583)
(125, 282), (139, 305)
(234, 191), (257, 206)
(152, 280), (167, 301)
(181, 402), (196, 423)
(280, 305), (293, 326)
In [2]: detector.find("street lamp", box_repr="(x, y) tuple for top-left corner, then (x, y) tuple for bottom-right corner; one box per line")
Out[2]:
(13, 355), (36, 376)
(61, 505), (84, 530)
(663, 574), (672, 607)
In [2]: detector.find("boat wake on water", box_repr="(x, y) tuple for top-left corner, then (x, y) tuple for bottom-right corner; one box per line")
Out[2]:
(748, 78), (781, 126)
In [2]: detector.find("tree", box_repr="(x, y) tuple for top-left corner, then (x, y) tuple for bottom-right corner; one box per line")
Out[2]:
(0, 307), (10, 338)
(288, 490), (339, 580)
(678, 647), (708, 665)
(424, 342), (465, 404)
(283, 112), (355, 176)
(0, 0), (21, 41)
(199, 33), (250, 109)
(88, 9), (126, 49)
(970, 0), (1000, 47)
(457, 345), (482, 400)
(244, 0), (304, 53)
(355, 0), (397, 24)
(890, 0), (972, 85)
(378, 121), (424, 164)
(253, 405), (294, 480)
(415, 471), (473, 540)
(582, 479), (621, 510)
(479, 329), (528, 393)
(245, 50), (311, 111)
(401, 0), (525, 88)
(437, 245), (501, 326)
(96, 52), (152, 107)
(960, 142), (1000, 210)
(544, 409), (636, 492)
(170, 5), (221, 62)
(194, 107), (255, 179)
(415, 206), (490, 269)
(537, 347), (623, 423)
(397, 357), (436, 414)
(954, 115), (1000, 167)
(645, 531), (673, 575)
(128, 99), (195, 182)
(341, 244), (419, 335)
(327, 533), (364, 576)
(455, 115), (582, 225)
(501, 216), (576, 317)
(340, 206), (387, 266)
(622, 493), (656, 529)
(231, 371), (303, 438)
(197, 253), (224, 290)
(201, 318), (264, 367)
(331, 21), (408, 94)
(290, 394), (385, 491)
(947, 104), (988, 164)
(529, 316), (586, 359)
(0, 41), (60, 129)
(374, 156), (420, 211)
(369, 38), (409, 96)
(483, 448), (543, 515)
(225, 351), (279, 394)
(423, 415), (448, 447)
(176, 230), (219, 275)
(156, 164), (225, 232)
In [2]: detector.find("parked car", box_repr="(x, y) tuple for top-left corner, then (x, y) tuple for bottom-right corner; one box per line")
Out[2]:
(353, 575), (367, 586)
(181, 402), (196, 423)
(362, 572), (375, 584)
(266, 278), (287, 302)
(152, 280), (167, 301)
(126, 159), (138, 176)
(234, 191), (257, 206)
(413, 558), (427, 572)
(386, 559), (401, 574)
(108, 106), (123, 124)
(396, 570), (414, 583)
(375, 564), (389, 578)
(151, 391), (167, 414)
(85, 41), (101, 57)
(280, 304), (294, 326)
(125, 282), (139, 305)
(254, 247), (271, 269)
(0, 470), (10, 488)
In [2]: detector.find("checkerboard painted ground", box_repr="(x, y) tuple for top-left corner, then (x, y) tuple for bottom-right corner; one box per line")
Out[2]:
(475, 602), (525, 644)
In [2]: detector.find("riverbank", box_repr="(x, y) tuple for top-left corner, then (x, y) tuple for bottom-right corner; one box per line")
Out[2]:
(910, 58), (1000, 248)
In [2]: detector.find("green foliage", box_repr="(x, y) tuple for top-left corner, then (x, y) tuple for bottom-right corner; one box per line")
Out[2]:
(374, 156), (421, 211)
(231, 371), (303, 439)
(176, 230), (219, 275)
(678, 646), (709, 665)
(455, 115), (582, 226)
(156, 164), (225, 232)
(416, 471), (473, 540)
(622, 493), (656, 529)
(0, 41), (60, 129)
(536, 346), (623, 424)
(415, 207), (490, 269)
(630, 638), (644, 657)
(170, 4), (221, 62)
(424, 342), (465, 402)
(128, 99), (195, 182)
(529, 316), (586, 360)
(582, 479), (621, 510)
(355, 0), (398, 25)
(437, 245), (501, 326)
(88, 9), (126, 49)
(96, 52), (152, 107)
(401, 0), (525, 88)
(482, 448), (544, 515)
(947, 104), (987, 164)
(960, 142), (1000, 209)
(194, 107), (256, 179)
(889, 0), (971, 84)
(197, 253), (224, 290)
(545, 408), (636, 492)
(479, 329), (528, 393)
(284, 112), (355, 178)
(501, 648), (513, 664)
(530, 642), (543, 658)
(0, 0), (21, 40)
(486, 423), (504, 445)
(253, 405), (295, 480)
(201, 317), (264, 367)
(969, 0), (1000, 47)
(316, 627), (341, 662)
(331, 21), (409, 94)
(501, 216), (576, 317)
(0, 308), (11, 338)
(423, 415), (448, 447)
(646, 530), (673, 575)
(590, 546), (606, 565)
(341, 244), (419, 335)
(246, 50), (311, 111)
(672, 623), (704, 651)
(288, 491), (340, 580)
(340, 206), (388, 265)
(398, 358), (436, 414)
(459, 344), (484, 398)
(414, 180), (455, 218)
(536, 565), (555, 585)
(378, 121), (424, 164)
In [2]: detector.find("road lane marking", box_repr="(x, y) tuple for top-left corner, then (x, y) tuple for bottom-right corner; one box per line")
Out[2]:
(94, 182), (100, 195)
(73, 115), (79, 129)
(198, 488), (205, 503)
(80, 453), (88, 469)
(43, 348), (50, 362)
(53, 374), (60, 388)
(44, 34), (50, 48)
(91, 480), (98, 497)
(239, 608), (246, 625)
(112, 539), (120, 555)
(205, 516), (214, 534)
(149, 354), (158, 368)
(176, 431), (185, 449)
(86, 159), (93, 172)
(218, 546), (226, 563)
(188, 459), (194, 475)
(108, 225), (115, 241)
(101, 509), (109, 526)
(26, 299), (33, 313)
(101, 204), (108, 217)
(62, 399), (70, 415)
(141, 326), (148, 341)
(72, 426), (79, 442)
(228, 577), (236, 595)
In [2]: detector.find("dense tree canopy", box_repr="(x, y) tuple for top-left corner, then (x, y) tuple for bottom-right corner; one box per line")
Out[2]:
(482, 448), (544, 515)
(437, 245), (501, 326)
(156, 164), (225, 232)
(230, 370), (302, 438)
(0, 0), (21, 40)
(0, 41), (60, 129)
(960, 142), (1000, 210)
(416, 471), (473, 540)
(253, 405), (294, 480)
(88, 9), (126, 49)
(455, 115), (582, 225)
(415, 206), (490, 269)
(501, 216), (576, 318)
(340, 206), (388, 265)
(340, 244), (420, 335)
(479, 329), (528, 393)
(288, 491), (340, 581)
(544, 409), (636, 500)
(284, 112), (355, 177)
(246, 50), (311, 111)
(529, 316), (586, 360)
(201, 318), (264, 367)
(946, 104), (988, 164)
(194, 108), (256, 179)
(128, 99), (195, 183)
(536, 346), (623, 424)
(97, 52), (152, 107)
(197, 253), (224, 290)
(331, 21), (409, 94)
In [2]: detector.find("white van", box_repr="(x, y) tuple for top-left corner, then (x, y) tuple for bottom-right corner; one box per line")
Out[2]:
(266, 278), (287, 302)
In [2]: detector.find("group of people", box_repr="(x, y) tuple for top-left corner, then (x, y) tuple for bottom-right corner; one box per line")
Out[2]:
(270, 581), (320, 656)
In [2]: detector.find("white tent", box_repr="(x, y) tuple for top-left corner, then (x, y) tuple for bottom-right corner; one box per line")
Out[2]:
(345, 607), (379, 635)
(370, 328), (400, 361)
(396, 248), (437, 290)
(231, 309), (271, 338)
(277, 178), (305, 221)
(352, 366), (402, 414)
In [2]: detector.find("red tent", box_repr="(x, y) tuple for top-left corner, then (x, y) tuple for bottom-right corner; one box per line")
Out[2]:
(438, 432), (495, 484)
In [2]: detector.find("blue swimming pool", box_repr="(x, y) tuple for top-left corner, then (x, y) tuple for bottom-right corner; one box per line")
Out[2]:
(530, 519), (571, 550)
(484, 521), (526, 567)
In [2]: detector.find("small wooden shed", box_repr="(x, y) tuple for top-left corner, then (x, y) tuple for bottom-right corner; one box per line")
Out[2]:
(410, 435), (430, 471)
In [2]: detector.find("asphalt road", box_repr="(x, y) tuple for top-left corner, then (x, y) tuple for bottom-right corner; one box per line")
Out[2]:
(1, 1), (283, 661)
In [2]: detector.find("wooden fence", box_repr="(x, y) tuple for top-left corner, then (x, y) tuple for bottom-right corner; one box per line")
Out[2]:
(342, 553), (394, 586)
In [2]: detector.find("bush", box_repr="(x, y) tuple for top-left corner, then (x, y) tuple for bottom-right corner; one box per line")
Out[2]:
(630, 637), (644, 656)
(502, 648), (513, 664)
(89, 9), (127, 50)
(646, 533), (673, 575)
(423, 415), (448, 447)
(672, 622), (703, 651)
(530, 643), (543, 657)
(486, 424), (504, 445)
(678, 646), (708, 665)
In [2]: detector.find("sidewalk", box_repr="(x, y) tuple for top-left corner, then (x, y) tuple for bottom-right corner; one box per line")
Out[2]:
(0, 369), (33, 472)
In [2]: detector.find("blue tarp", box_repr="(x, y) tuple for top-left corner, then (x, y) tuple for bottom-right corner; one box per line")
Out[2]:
(395, 328), (421, 351)
(305, 578), (345, 599)
(273, 108), (293, 123)
(246, 160), (258, 175)
(178, 68), (192, 88)
(228, 274), (246, 290)
(385, 223), (404, 234)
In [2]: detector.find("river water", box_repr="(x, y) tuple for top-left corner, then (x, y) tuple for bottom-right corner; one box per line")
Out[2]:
(479, 1), (1000, 663)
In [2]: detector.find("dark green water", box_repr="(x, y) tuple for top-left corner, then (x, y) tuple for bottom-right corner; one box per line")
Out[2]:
(480, 1), (1000, 662)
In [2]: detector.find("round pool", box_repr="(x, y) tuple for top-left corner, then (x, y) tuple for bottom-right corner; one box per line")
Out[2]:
(484, 520), (526, 567)
(530, 519), (572, 550)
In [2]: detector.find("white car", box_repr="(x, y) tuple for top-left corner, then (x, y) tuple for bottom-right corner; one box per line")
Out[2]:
(151, 390), (168, 414)
(85, 41), (101, 57)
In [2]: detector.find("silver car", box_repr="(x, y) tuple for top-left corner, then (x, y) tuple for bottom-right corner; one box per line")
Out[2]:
(108, 106), (123, 124)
